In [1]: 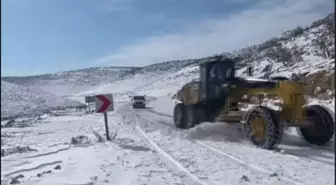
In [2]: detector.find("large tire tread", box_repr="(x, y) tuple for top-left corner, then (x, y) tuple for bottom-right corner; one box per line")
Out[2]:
(174, 103), (185, 129)
(174, 103), (203, 129)
(298, 105), (334, 146)
(243, 106), (282, 150)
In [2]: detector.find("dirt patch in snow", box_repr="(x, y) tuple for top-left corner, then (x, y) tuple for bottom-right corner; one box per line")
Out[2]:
(1, 146), (38, 157)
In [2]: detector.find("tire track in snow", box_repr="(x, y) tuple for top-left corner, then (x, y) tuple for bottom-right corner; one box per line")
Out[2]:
(133, 118), (293, 185)
(3, 160), (62, 177)
(123, 107), (295, 185)
(196, 141), (303, 185)
(135, 125), (209, 185)
(139, 109), (332, 185)
(196, 139), (335, 185)
(145, 110), (333, 182)
(140, 107), (335, 166)
(26, 145), (71, 159)
(124, 108), (206, 184)
(135, 112), (301, 185)
(273, 145), (334, 166)
(128, 104), (334, 185)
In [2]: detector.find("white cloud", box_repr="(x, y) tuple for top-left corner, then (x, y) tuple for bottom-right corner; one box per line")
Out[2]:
(94, 0), (333, 66)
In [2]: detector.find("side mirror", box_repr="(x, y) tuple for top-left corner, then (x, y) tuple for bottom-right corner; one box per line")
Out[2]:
(247, 66), (253, 76)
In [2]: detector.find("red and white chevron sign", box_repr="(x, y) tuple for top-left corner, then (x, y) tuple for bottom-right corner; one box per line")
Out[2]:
(95, 94), (114, 113)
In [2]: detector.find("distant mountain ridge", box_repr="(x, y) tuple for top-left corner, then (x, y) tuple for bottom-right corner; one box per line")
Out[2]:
(2, 67), (140, 96)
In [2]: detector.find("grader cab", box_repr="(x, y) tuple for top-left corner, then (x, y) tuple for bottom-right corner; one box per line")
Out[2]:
(174, 56), (334, 150)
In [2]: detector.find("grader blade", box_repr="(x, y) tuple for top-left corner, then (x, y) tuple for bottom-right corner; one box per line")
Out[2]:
(215, 111), (244, 123)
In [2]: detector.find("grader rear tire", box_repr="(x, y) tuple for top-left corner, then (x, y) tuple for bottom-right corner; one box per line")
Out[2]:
(298, 105), (334, 146)
(196, 106), (208, 123)
(243, 106), (282, 150)
(174, 103), (185, 129)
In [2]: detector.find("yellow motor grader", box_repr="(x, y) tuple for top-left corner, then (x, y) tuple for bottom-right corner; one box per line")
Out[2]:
(173, 56), (334, 150)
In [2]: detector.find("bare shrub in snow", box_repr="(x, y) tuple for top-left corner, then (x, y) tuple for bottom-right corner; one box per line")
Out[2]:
(258, 37), (280, 52)
(291, 26), (304, 37)
(312, 24), (335, 59)
(239, 47), (261, 65)
(313, 38), (332, 59)
(291, 44), (304, 63)
(266, 44), (296, 67)
(92, 128), (118, 142)
(109, 129), (119, 140)
(92, 130), (105, 142)
(70, 135), (91, 145)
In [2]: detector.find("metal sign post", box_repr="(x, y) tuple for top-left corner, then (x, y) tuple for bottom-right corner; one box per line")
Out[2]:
(103, 112), (110, 141)
(94, 94), (114, 141)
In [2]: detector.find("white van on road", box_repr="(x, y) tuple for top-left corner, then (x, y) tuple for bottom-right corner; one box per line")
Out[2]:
(132, 95), (146, 109)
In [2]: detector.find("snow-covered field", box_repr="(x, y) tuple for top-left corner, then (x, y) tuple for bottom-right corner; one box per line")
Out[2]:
(2, 99), (334, 185)
(2, 89), (335, 185)
(1, 103), (192, 185)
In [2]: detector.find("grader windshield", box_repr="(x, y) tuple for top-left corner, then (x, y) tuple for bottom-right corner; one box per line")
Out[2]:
(208, 62), (235, 81)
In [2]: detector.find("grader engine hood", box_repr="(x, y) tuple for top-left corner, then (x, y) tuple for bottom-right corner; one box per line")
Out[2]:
(175, 81), (201, 104)
(176, 89), (183, 101)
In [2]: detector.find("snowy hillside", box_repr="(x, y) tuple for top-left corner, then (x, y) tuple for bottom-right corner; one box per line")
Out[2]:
(73, 35), (335, 102)
(1, 80), (84, 120)
(2, 67), (138, 96)
(73, 15), (334, 101)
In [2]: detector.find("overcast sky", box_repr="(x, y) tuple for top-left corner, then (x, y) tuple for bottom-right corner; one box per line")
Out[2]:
(2, 0), (333, 76)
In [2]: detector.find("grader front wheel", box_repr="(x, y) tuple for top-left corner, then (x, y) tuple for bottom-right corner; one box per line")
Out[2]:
(298, 105), (334, 146)
(173, 103), (185, 129)
(173, 103), (199, 129)
(243, 106), (283, 150)
(184, 105), (199, 128)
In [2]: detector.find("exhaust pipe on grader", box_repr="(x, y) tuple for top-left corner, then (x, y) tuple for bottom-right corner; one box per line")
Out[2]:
(173, 56), (334, 150)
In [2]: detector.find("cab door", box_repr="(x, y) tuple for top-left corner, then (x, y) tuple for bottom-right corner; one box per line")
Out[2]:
(199, 63), (208, 102)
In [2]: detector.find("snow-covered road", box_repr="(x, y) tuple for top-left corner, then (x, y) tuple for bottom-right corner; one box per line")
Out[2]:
(1, 100), (334, 185)
(120, 102), (334, 185)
